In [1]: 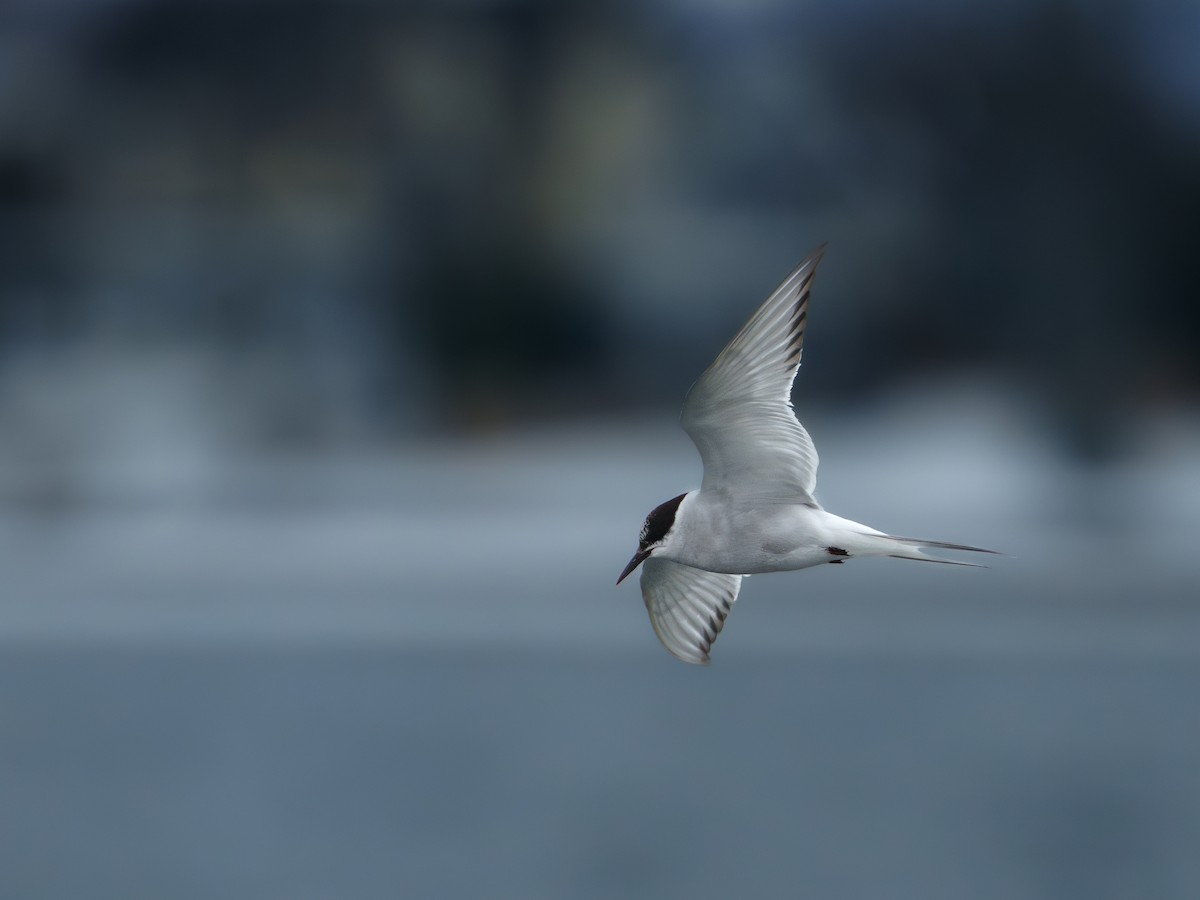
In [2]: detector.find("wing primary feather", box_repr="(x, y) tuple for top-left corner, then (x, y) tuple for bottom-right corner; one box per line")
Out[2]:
(681, 245), (827, 499)
(640, 558), (742, 665)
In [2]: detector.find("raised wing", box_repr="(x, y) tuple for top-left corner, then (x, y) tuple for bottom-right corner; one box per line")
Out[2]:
(640, 558), (742, 665)
(681, 246), (825, 501)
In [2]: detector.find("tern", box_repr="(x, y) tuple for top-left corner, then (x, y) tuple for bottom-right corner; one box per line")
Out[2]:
(617, 245), (996, 664)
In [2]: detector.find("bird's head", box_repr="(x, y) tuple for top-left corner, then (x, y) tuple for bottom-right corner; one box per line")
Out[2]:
(616, 492), (688, 584)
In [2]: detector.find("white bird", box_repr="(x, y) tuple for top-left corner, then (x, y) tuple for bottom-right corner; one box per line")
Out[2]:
(617, 245), (996, 664)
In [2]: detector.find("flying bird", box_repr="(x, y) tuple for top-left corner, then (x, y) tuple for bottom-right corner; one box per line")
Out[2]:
(617, 245), (996, 664)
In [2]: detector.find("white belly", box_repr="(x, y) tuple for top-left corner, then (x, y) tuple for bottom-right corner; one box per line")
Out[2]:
(669, 499), (863, 575)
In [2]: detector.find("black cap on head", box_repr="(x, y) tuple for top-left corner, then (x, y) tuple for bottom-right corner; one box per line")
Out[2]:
(640, 493), (687, 548)
(617, 493), (686, 584)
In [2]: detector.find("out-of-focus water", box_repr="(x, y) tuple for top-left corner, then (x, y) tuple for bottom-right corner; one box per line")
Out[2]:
(3, 1), (1199, 894)
(2, 647), (1198, 900)
(2, 399), (1199, 898)
(4, 394), (1198, 652)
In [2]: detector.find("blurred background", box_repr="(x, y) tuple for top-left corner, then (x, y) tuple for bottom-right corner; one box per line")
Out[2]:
(2, 0), (1199, 897)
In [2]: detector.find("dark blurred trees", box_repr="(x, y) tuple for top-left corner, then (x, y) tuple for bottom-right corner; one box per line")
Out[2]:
(0, 0), (1195, 454)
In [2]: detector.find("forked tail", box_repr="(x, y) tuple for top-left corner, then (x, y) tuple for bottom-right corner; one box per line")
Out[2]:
(880, 535), (1000, 568)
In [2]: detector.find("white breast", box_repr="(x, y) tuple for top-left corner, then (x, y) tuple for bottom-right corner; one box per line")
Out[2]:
(667, 494), (840, 575)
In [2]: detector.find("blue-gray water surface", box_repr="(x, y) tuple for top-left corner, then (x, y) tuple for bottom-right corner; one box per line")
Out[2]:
(3, 409), (1198, 898)
(3, 644), (1198, 899)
